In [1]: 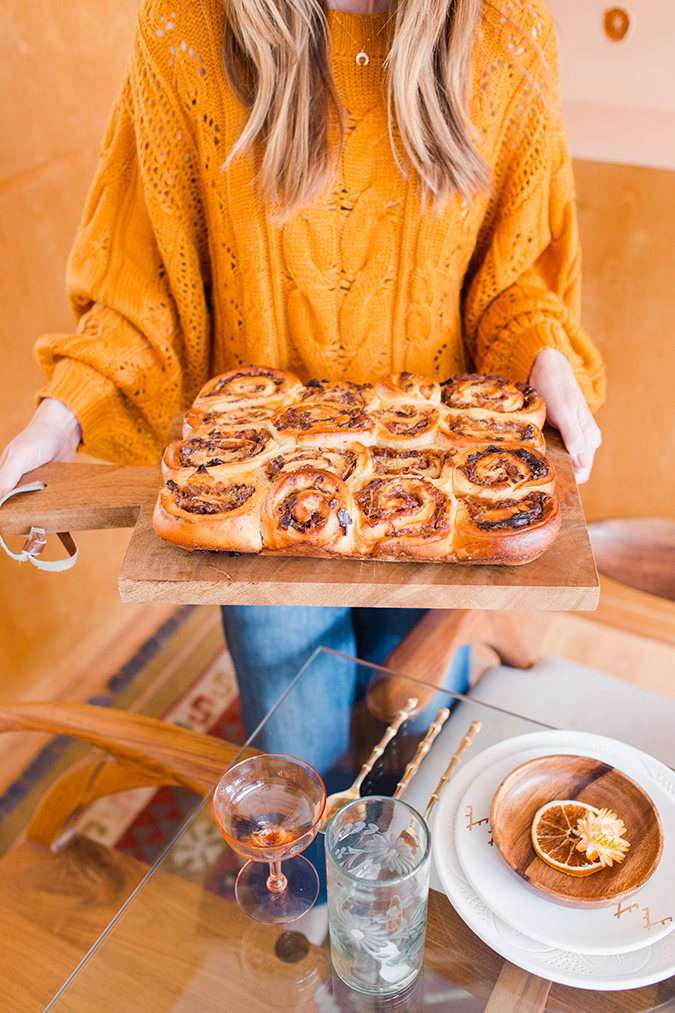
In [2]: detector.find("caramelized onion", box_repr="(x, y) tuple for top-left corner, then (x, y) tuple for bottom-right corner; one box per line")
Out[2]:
(166, 478), (255, 515)
(370, 447), (444, 479)
(466, 492), (551, 531)
(178, 430), (272, 468)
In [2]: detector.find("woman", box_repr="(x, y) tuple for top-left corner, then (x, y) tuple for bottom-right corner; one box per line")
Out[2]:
(0, 0), (603, 769)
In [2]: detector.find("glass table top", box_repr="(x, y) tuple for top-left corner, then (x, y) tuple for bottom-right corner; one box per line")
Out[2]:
(44, 648), (675, 1012)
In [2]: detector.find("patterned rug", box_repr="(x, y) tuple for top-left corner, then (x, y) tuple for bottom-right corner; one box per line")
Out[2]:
(0, 604), (245, 883)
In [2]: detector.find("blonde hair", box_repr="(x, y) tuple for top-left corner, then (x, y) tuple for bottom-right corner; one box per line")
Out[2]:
(222, 0), (491, 216)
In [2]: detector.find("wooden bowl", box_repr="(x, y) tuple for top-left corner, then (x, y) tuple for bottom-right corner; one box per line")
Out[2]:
(490, 754), (664, 908)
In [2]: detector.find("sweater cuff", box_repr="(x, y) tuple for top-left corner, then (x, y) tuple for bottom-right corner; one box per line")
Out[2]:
(498, 321), (605, 412)
(37, 358), (120, 453)
(502, 321), (574, 386)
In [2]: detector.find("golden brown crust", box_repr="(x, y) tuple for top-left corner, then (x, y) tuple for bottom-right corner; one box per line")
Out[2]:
(153, 476), (266, 552)
(374, 372), (441, 406)
(352, 476), (455, 558)
(452, 492), (561, 564)
(262, 469), (356, 553)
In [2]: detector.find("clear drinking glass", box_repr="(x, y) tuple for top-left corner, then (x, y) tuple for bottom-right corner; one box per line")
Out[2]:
(325, 795), (431, 996)
(212, 753), (326, 924)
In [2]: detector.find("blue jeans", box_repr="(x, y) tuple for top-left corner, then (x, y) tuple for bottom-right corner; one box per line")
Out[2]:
(220, 606), (470, 775)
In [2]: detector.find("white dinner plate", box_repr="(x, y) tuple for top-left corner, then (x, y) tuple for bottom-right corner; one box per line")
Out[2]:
(432, 730), (675, 990)
(454, 745), (675, 953)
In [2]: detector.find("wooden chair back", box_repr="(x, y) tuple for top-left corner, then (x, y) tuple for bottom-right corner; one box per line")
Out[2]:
(589, 518), (675, 602)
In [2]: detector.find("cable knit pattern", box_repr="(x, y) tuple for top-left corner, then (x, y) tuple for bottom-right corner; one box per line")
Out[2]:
(35, 0), (604, 465)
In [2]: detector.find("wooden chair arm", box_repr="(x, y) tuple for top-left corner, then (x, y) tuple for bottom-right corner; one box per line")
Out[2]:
(27, 752), (196, 849)
(0, 702), (253, 795)
(367, 609), (533, 721)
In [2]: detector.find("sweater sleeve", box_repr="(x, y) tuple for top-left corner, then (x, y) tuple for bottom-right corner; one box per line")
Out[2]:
(35, 22), (212, 465)
(462, 4), (605, 411)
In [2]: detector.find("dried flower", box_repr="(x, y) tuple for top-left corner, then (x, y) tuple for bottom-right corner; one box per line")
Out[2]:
(574, 808), (630, 867)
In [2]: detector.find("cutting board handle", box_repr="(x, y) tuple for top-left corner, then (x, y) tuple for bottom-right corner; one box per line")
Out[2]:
(0, 462), (161, 541)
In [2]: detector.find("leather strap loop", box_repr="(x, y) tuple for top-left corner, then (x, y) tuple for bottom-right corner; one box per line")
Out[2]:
(0, 482), (79, 571)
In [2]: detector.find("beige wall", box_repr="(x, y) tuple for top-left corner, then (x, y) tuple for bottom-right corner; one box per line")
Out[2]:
(547, 0), (675, 170)
(575, 159), (675, 524)
(0, 4), (673, 698)
(0, 1), (141, 699)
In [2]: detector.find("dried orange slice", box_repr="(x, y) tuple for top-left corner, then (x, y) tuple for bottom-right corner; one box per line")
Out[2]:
(531, 800), (606, 877)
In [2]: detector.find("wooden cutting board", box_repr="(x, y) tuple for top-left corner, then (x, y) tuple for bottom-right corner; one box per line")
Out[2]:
(0, 429), (598, 610)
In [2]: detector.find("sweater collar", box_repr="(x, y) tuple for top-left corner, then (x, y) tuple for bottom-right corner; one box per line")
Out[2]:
(326, 9), (393, 61)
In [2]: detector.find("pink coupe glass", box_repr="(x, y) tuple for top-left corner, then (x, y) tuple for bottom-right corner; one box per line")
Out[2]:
(212, 754), (326, 924)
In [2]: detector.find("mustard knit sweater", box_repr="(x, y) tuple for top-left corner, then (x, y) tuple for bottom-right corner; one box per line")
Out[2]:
(36, 0), (605, 466)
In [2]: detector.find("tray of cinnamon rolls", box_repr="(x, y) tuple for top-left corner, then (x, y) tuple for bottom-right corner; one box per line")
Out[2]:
(152, 366), (561, 566)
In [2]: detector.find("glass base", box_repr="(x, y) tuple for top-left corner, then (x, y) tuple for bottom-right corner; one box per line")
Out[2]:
(331, 959), (421, 998)
(235, 855), (319, 924)
(240, 923), (330, 1006)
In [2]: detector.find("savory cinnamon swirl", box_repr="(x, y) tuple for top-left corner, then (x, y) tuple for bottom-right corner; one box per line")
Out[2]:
(441, 374), (546, 428)
(153, 471), (267, 552)
(193, 366), (304, 408)
(372, 404), (440, 448)
(437, 411), (546, 453)
(182, 402), (281, 438)
(162, 430), (283, 483)
(270, 403), (376, 447)
(264, 444), (371, 486)
(297, 379), (379, 412)
(368, 447), (444, 481)
(445, 445), (555, 500)
(374, 372), (441, 406)
(262, 469), (356, 553)
(353, 476), (455, 559)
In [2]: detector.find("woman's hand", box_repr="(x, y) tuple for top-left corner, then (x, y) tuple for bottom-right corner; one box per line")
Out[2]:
(0, 398), (82, 498)
(529, 347), (602, 484)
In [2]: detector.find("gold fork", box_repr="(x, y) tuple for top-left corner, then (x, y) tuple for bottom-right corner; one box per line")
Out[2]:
(318, 695), (419, 832)
(423, 720), (483, 821)
(393, 706), (451, 800)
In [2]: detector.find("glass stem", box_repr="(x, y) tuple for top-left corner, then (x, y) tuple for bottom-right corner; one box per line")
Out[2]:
(267, 860), (287, 893)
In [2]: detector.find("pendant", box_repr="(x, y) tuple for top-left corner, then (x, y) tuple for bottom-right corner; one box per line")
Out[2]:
(355, 51), (369, 66)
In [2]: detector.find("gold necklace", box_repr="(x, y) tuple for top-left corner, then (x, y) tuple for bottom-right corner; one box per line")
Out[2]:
(331, 10), (391, 66)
